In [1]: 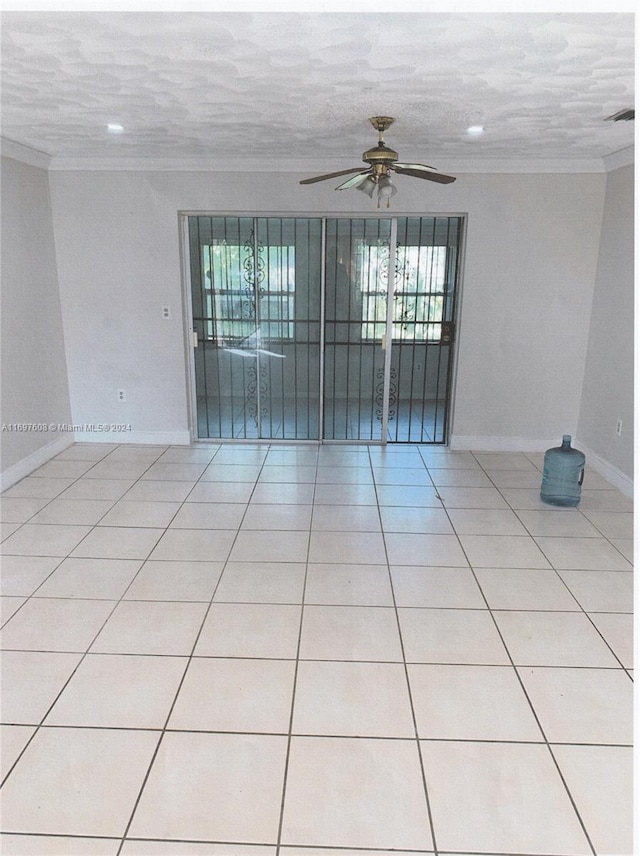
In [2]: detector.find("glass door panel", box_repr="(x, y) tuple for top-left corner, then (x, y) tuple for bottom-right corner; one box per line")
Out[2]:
(387, 217), (462, 443)
(323, 218), (392, 441)
(189, 216), (322, 440)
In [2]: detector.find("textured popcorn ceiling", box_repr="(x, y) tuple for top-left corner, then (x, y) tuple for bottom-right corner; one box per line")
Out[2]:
(0, 11), (635, 169)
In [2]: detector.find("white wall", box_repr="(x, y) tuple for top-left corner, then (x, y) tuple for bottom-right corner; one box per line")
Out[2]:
(48, 171), (192, 444)
(48, 168), (607, 448)
(577, 163), (634, 488)
(1, 155), (73, 486)
(450, 174), (607, 450)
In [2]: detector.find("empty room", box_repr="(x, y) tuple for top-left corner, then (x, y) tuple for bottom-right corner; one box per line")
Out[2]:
(0, 9), (634, 856)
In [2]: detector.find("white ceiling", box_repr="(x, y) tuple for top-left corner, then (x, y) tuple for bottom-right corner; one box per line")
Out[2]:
(0, 11), (635, 171)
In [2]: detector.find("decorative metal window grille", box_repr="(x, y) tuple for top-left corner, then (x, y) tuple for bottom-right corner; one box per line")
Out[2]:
(202, 241), (296, 343)
(359, 243), (449, 341)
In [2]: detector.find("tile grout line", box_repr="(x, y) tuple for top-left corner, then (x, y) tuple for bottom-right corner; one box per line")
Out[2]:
(438, 451), (599, 856)
(0, 647), (630, 669)
(496, 451), (633, 659)
(1, 460), (234, 793)
(368, 445), (441, 856)
(0, 442), (121, 528)
(0, 445), (217, 637)
(274, 444), (318, 856)
(4, 721), (634, 750)
(1, 443), (227, 623)
(114, 443), (279, 855)
(446, 451), (632, 675)
(0, 445), (133, 628)
(1, 445), (225, 806)
(0, 443), (632, 851)
(0, 538), (159, 790)
(0, 443), (185, 790)
(511, 515), (633, 676)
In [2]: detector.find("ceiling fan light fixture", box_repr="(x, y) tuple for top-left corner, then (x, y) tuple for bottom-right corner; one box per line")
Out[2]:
(377, 174), (397, 208)
(355, 175), (377, 198)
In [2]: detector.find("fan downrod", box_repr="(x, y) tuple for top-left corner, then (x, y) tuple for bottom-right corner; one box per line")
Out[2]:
(363, 116), (398, 165)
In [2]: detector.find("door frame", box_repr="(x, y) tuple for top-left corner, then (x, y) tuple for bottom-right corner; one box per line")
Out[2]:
(179, 213), (199, 444)
(179, 211), (467, 445)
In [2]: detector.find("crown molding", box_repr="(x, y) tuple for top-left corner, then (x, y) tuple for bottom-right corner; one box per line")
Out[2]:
(0, 137), (51, 169)
(2, 137), (625, 174)
(46, 154), (612, 174)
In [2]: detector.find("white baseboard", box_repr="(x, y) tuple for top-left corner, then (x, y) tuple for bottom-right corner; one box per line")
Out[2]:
(573, 442), (634, 498)
(0, 434), (74, 491)
(72, 430), (192, 445)
(449, 435), (552, 452)
(450, 434), (633, 497)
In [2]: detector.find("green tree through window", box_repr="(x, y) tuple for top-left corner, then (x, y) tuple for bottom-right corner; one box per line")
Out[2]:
(359, 242), (448, 341)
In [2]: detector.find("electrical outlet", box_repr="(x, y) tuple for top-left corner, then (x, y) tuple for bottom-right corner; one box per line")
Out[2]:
(616, 419), (623, 437)
(162, 305), (170, 319)
(117, 389), (126, 402)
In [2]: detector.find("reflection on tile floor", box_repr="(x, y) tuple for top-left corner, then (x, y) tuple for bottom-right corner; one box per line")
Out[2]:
(0, 442), (634, 855)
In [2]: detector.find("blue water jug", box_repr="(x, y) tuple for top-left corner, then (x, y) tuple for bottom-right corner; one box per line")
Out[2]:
(540, 435), (585, 506)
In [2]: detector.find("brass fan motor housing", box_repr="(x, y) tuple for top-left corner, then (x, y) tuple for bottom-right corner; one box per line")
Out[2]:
(362, 142), (399, 166)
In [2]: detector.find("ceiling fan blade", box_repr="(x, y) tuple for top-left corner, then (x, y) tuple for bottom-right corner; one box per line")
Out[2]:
(299, 167), (365, 185)
(394, 161), (438, 172)
(394, 165), (456, 184)
(335, 171), (372, 190)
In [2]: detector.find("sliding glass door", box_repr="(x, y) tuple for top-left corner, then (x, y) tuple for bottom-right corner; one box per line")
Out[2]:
(186, 215), (463, 443)
(322, 216), (462, 442)
(188, 216), (322, 440)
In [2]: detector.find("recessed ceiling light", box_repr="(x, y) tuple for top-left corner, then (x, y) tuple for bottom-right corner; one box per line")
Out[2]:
(106, 123), (124, 134)
(466, 125), (485, 136)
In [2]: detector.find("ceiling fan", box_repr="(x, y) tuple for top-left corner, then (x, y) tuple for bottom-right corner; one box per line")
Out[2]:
(299, 116), (456, 208)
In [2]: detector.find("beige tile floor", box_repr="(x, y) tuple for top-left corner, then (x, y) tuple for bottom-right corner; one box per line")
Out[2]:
(0, 442), (634, 856)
